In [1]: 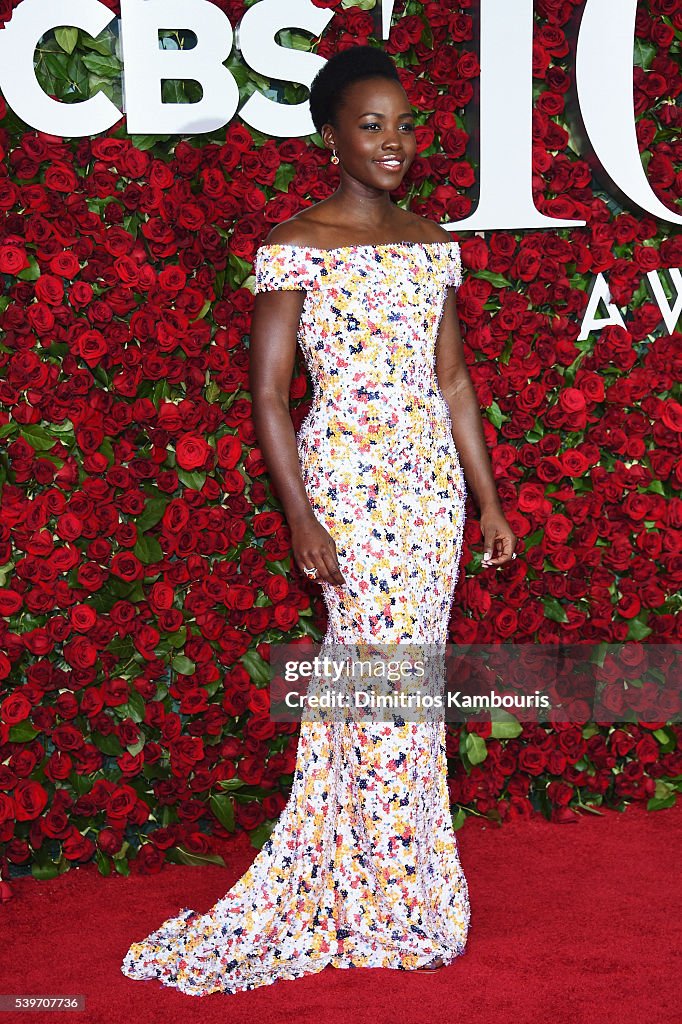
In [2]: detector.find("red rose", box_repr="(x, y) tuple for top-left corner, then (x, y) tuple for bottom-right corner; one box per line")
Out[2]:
(34, 274), (64, 305)
(264, 577), (289, 602)
(273, 604), (299, 630)
(105, 784), (138, 824)
(182, 832), (210, 856)
(43, 808), (70, 839)
(217, 435), (242, 469)
(62, 829), (96, 863)
(517, 747), (548, 775)
(0, 589), (22, 610)
(456, 51), (480, 79)
(176, 433), (211, 471)
(13, 780), (48, 821)
(0, 793), (15, 825)
(235, 801), (265, 830)
(226, 585), (255, 611)
(460, 238), (489, 272)
(170, 736), (204, 770)
(45, 751), (73, 782)
(97, 828), (123, 855)
(238, 755), (264, 786)
(1, 692), (32, 724)
(133, 843), (165, 875)
(253, 511), (284, 537)
(111, 552), (145, 582)
(0, 242), (30, 275)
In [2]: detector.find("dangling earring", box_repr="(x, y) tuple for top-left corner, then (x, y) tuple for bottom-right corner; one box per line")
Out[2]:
(331, 149), (340, 165)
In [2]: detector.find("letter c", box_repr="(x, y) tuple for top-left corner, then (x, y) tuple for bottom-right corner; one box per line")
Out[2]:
(0, 0), (122, 136)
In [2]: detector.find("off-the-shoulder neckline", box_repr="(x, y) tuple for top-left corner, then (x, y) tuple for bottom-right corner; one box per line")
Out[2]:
(257, 240), (459, 254)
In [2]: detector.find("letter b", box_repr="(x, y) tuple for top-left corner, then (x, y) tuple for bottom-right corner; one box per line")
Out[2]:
(120, 0), (238, 134)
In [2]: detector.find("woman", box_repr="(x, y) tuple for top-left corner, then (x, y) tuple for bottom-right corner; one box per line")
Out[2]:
(121, 45), (516, 997)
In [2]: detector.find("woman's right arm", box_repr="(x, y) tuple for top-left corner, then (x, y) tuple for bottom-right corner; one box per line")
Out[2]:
(249, 287), (346, 587)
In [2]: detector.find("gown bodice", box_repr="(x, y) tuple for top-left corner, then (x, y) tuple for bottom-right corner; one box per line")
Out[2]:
(254, 241), (463, 458)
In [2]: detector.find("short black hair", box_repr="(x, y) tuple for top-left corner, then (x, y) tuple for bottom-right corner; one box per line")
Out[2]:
(309, 45), (402, 135)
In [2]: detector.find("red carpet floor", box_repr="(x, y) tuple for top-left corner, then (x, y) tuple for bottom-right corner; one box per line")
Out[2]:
(3, 803), (681, 1024)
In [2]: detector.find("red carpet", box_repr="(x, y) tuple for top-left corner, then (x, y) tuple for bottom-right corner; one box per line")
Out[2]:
(4, 804), (681, 1024)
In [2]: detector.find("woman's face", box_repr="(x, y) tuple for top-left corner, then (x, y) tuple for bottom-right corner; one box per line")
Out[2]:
(322, 76), (417, 190)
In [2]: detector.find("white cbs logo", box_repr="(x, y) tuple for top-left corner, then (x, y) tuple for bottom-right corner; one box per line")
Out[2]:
(0, 0), (680, 235)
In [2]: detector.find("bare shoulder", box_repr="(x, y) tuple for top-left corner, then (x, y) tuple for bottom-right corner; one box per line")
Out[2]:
(402, 213), (453, 244)
(264, 206), (331, 248)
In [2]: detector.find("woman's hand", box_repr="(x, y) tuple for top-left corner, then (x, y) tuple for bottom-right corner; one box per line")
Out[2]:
(480, 506), (517, 568)
(291, 515), (346, 587)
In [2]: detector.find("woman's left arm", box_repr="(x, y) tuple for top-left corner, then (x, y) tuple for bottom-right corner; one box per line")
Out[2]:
(436, 287), (517, 568)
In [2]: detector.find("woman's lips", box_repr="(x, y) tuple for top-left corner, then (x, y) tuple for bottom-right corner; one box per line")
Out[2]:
(374, 157), (404, 171)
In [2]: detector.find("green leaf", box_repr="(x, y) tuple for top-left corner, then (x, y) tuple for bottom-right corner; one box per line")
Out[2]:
(210, 793), (236, 832)
(19, 424), (56, 452)
(82, 53), (121, 77)
(653, 727), (675, 748)
(475, 270), (512, 288)
(96, 849), (112, 877)
(543, 597), (569, 623)
(119, 690), (146, 724)
(171, 654), (196, 676)
(131, 135), (171, 151)
(274, 163), (296, 192)
(8, 721), (39, 742)
(241, 648), (271, 687)
(18, 255), (41, 282)
(133, 500), (167, 536)
(67, 53), (89, 96)
(487, 400), (504, 429)
(81, 32), (117, 56)
(490, 711), (523, 739)
(55, 27), (79, 54)
(32, 861), (60, 880)
(465, 732), (488, 765)
(266, 558), (290, 575)
(217, 777), (246, 791)
(92, 732), (123, 756)
(626, 615), (652, 641)
(646, 794), (677, 811)
(249, 820), (277, 850)
(165, 844), (226, 867)
(134, 532), (163, 565)
(43, 51), (72, 84)
(451, 806), (467, 830)
(127, 737), (145, 757)
(633, 39), (657, 70)
(176, 468), (207, 491)
(227, 252), (253, 283)
(165, 627), (187, 650)
(162, 79), (190, 105)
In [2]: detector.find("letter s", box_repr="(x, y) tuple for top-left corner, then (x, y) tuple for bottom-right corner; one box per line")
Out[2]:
(238, 0), (334, 138)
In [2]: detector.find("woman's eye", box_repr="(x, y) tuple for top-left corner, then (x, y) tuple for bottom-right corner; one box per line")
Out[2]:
(361, 123), (415, 131)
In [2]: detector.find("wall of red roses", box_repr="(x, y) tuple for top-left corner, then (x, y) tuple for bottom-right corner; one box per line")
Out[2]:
(0, 0), (680, 880)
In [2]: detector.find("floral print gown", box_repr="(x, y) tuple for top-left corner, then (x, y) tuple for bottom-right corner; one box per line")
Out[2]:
(121, 240), (471, 995)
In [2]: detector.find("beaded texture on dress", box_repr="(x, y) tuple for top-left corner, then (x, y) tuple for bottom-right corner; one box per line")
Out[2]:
(120, 240), (471, 996)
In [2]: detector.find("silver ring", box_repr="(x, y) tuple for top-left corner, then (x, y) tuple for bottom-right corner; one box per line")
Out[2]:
(512, 552), (517, 559)
(303, 566), (319, 579)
